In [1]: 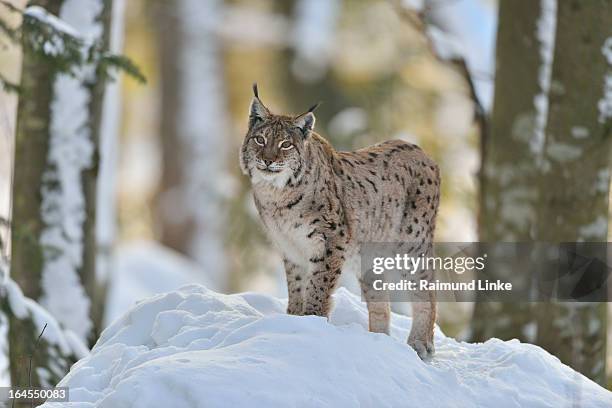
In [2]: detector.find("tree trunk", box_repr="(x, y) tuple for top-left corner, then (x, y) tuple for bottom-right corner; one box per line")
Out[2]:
(8, 0), (64, 386)
(81, 0), (113, 343)
(471, 0), (542, 343)
(474, 0), (610, 385)
(10, 0), (62, 304)
(534, 0), (611, 385)
(37, 0), (112, 345)
(8, 0), (115, 386)
(152, 0), (186, 253)
(93, 0), (127, 339)
(152, 0), (229, 290)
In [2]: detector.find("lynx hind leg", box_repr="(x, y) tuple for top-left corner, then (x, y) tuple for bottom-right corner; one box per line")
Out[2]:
(407, 290), (436, 359)
(359, 276), (391, 335)
(284, 259), (305, 315)
(403, 243), (436, 358)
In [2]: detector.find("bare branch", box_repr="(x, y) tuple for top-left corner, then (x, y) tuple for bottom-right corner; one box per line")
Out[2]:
(28, 322), (47, 407)
(0, 1), (22, 14)
(449, 57), (488, 140)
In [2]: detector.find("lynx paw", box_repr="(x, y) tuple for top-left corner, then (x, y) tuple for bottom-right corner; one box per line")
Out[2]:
(301, 304), (326, 317)
(408, 338), (435, 359)
(303, 298), (335, 317)
(286, 304), (303, 315)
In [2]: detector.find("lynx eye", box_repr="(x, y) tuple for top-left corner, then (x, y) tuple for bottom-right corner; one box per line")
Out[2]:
(279, 140), (293, 150)
(254, 136), (266, 146)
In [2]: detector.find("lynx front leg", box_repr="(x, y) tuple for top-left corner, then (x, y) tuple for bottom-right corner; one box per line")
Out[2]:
(284, 259), (305, 315)
(302, 244), (345, 317)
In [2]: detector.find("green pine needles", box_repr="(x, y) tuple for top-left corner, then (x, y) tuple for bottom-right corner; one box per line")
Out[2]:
(0, 0), (145, 93)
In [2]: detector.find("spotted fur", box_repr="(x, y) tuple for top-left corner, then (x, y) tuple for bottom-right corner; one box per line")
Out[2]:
(239, 85), (439, 358)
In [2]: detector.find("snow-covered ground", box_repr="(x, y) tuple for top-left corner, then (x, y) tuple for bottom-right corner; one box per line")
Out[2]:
(43, 285), (611, 408)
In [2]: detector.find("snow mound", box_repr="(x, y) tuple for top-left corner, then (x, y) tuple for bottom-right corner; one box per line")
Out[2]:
(43, 285), (611, 407)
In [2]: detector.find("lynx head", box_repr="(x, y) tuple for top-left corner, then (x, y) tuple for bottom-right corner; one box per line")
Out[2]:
(240, 84), (319, 187)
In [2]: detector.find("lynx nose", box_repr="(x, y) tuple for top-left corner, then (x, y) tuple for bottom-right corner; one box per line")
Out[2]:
(264, 160), (272, 167)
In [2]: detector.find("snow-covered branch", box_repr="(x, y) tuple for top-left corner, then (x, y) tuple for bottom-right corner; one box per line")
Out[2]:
(0, 3), (144, 91)
(1, 263), (88, 387)
(394, 0), (497, 137)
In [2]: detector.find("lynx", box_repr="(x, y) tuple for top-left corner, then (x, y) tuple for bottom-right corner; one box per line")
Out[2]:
(239, 85), (439, 358)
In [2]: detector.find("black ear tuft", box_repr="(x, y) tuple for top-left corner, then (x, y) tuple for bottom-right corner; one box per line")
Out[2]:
(307, 102), (321, 113)
(294, 112), (316, 138)
(293, 102), (320, 137)
(249, 85), (270, 127)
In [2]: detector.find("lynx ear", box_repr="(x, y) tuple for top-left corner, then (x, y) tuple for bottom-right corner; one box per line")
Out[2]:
(294, 102), (319, 137)
(249, 83), (270, 127)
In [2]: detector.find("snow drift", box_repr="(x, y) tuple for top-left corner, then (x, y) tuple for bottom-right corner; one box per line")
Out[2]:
(42, 285), (611, 407)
